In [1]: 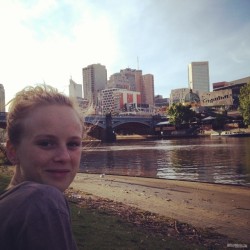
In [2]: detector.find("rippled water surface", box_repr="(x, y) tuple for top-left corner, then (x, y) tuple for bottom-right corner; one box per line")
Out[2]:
(80, 137), (250, 186)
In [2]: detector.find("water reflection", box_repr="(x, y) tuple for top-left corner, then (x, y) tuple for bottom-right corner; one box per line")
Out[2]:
(80, 137), (250, 186)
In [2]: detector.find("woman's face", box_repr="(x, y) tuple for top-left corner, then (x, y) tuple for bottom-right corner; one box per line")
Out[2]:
(10, 105), (83, 192)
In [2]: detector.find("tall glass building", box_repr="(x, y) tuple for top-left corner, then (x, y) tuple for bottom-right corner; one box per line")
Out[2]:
(188, 61), (210, 94)
(82, 64), (107, 106)
(69, 78), (82, 99)
(0, 84), (5, 112)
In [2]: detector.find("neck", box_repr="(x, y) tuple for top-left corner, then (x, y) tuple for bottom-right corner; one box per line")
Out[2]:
(7, 166), (24, 189)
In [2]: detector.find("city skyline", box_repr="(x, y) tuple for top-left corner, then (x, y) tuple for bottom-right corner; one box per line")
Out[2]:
(1, 0), (250, 104)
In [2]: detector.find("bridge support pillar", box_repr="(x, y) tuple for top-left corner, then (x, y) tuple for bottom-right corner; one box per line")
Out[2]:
(101, 113), (116, 143)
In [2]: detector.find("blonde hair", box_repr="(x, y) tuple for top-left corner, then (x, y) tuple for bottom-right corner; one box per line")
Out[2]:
(7, 84), (83, 145)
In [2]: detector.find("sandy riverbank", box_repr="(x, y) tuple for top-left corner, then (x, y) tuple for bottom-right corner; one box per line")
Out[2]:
(70, 173), (250, 244)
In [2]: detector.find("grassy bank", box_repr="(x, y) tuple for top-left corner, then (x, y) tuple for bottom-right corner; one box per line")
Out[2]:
(70, 204), (205, 250)
(0, 167), (208, 250)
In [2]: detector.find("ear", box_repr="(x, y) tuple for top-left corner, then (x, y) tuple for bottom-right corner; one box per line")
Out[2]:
(6, 140), (18, 165)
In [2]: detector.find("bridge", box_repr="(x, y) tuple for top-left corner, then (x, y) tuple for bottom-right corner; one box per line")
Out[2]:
(84, 115), (155, 128)
(0, 112), (162, 142)
(83, 114), (161, 142)
(0, 112), (6, 129)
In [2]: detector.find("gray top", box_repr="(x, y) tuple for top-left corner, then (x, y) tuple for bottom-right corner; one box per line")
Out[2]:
(0, 181), (78, 250)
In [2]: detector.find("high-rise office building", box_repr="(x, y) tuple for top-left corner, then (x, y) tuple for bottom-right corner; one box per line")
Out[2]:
(82, 63), (107, 106)
(0, 84), (5, 112)
(134, 70), (143, 94)
(108, 68), (154, 106)
(188, 61), (210, 94)
(142, 74), (154, 106)
(108, 68), (143, 93)
(107, 73), (130, 90)
(119, 68), (138, 91)
(69, 78), (82, 99)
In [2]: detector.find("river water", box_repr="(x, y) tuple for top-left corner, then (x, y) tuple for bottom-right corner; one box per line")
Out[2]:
(80, 137), (250, 186)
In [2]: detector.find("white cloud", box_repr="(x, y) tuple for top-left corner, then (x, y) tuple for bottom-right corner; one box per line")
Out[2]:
(0, 0), (250, 103)
(0, 0), (121, 102)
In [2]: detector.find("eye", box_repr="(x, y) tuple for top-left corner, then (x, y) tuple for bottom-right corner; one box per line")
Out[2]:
(36, 140), (55, 148)
(67, 141), (81, 150)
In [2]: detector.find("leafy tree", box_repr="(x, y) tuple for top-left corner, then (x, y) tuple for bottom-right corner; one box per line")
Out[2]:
(168, 103), (195, 128)
(212, 114), (226, 130)
(239, 82), (250, 125)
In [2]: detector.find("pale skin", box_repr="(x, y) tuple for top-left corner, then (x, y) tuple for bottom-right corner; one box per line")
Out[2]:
(7, 105), (83, 192)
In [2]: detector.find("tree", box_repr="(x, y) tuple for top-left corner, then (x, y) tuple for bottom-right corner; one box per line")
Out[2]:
(212, 114), (226, 130)
(239, 82), (250, 125)
(168, 103), (195, 128)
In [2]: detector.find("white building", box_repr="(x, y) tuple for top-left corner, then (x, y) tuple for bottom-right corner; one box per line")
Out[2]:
(0, 84), (5, 112)
(69, 78), (82, 99)
(82, 63), (107, 106)
(188, 61), (210, 94)
(99, 88), (141, 115)
(200, 89), (233, 107)
(170, 88), (191, 106)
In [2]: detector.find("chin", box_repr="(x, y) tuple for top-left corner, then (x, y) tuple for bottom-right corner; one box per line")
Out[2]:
(42, 174), (74, 192)
(55, 182), (70, 192)
(43, 180), (70, 192)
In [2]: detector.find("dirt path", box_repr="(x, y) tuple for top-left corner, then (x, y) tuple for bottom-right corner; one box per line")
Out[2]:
(70, 173), (250, 244)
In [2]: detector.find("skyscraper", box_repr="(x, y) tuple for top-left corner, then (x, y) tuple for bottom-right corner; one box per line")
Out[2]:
(69, 78), (82, 99)
(82, 63), (107, 106)
(119, 68), (138, 91)
(188, 61), (210, 94)
(108, 68), (154, 106)
(0, 84), (5, 112)
(142, 74), (154, 106)
(107, 72), (130, 90)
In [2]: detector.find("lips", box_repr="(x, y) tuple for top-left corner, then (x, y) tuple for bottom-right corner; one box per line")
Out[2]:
(45, 169), (70, 178)
(46, 169), (70, 173)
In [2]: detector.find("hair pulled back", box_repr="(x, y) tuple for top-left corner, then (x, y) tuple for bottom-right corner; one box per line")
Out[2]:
(7, 84), (82, 146)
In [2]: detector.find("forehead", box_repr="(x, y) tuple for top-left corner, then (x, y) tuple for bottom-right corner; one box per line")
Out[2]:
(22, 105), (82, 135)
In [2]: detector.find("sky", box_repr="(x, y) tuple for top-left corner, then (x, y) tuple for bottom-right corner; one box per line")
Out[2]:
(1, 0), (250, 104)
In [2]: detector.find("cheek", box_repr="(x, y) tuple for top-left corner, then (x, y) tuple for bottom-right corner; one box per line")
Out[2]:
(18, 150), (49, 168)
(71, 151), (82, 164)
(16, 142), (38, 160)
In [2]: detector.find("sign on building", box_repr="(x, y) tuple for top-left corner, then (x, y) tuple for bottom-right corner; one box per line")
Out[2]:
(200, 89), (233, 106)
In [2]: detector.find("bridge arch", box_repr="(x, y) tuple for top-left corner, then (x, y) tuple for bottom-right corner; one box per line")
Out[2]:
(113, 121), (152, 135)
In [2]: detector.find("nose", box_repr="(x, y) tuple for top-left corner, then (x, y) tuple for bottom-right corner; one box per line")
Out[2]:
(53, 145), (71, 162)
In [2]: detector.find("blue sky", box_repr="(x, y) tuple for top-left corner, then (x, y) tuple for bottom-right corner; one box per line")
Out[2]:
(1, 0), (250, 103)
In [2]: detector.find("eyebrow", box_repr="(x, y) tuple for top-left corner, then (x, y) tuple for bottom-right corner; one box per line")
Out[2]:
(34, 135), (82, 140)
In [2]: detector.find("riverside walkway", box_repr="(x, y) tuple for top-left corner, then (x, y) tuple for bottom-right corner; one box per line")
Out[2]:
(70, 173), (250, 244)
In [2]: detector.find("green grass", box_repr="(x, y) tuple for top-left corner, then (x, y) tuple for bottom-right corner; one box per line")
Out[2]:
(0, 171), (205, 250)
(0, 171), (10, 191)
(70, 203), (205, 250)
